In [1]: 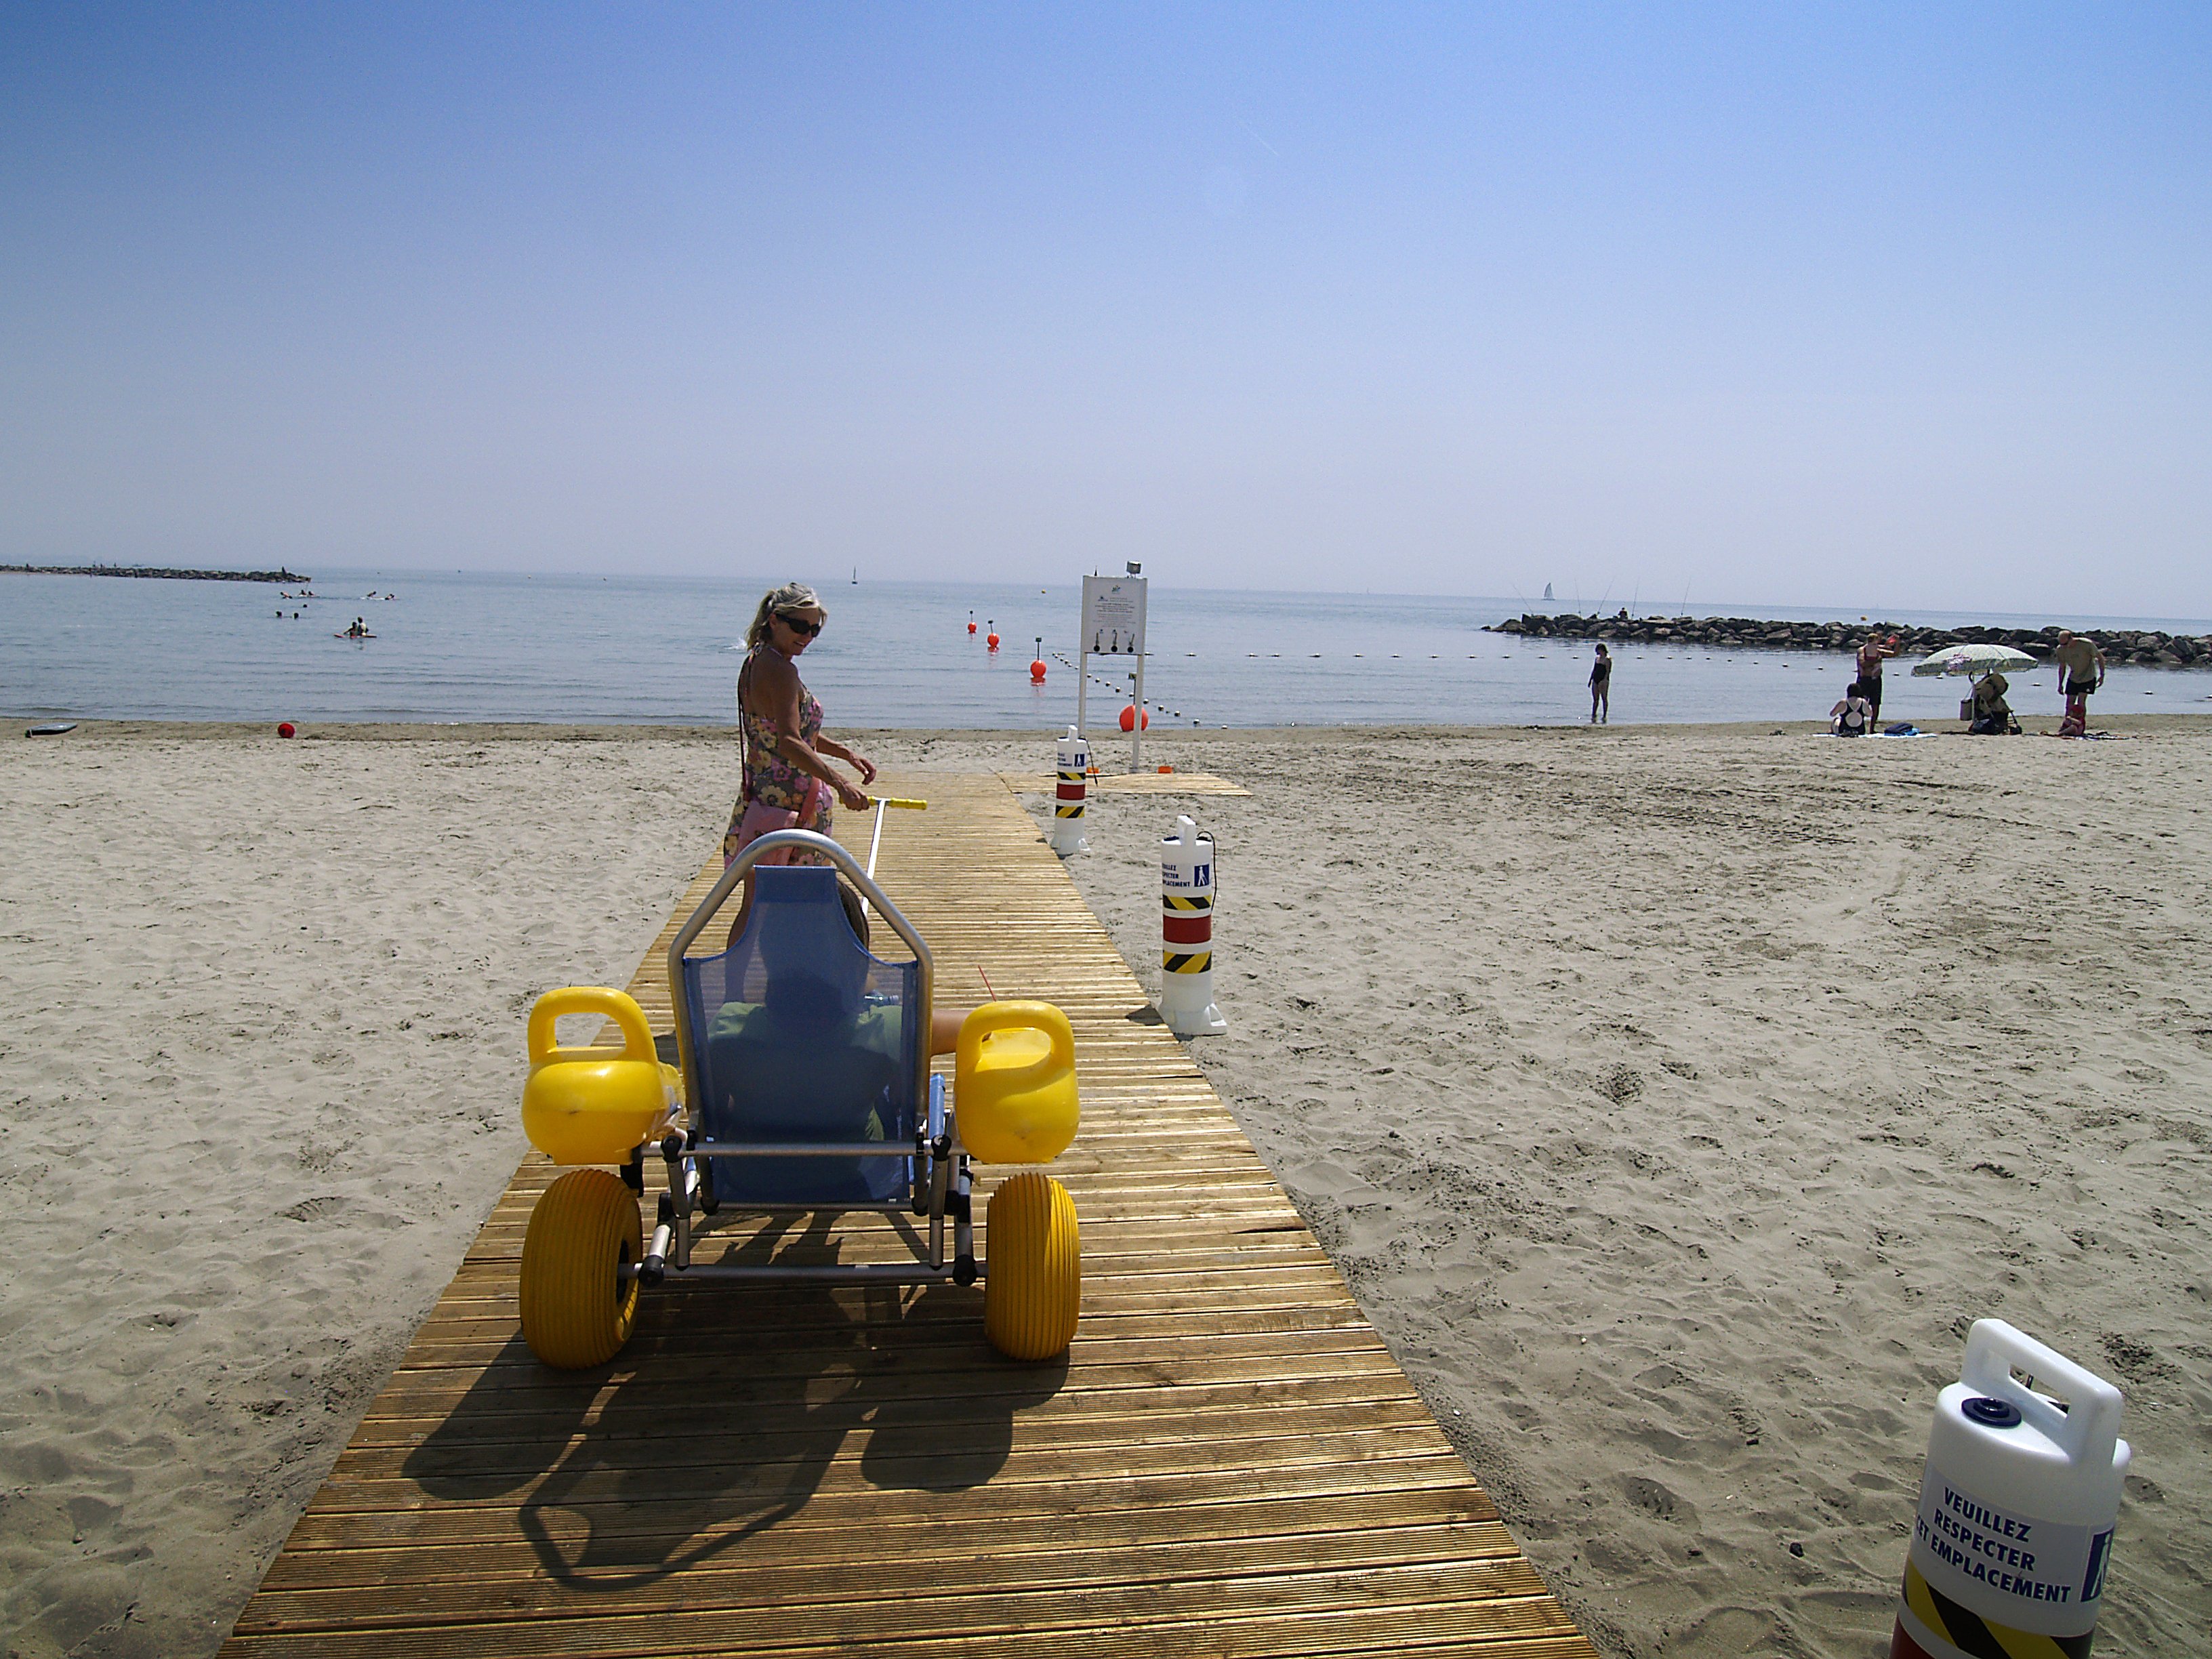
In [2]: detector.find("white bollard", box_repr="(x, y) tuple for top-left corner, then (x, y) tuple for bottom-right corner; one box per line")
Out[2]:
(1890, 1319), (2129, 1659)
(1158, 815), (1225, 1036)
(1050, 726), (1089, 856)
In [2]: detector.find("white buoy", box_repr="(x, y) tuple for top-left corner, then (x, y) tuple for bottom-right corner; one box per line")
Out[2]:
(1891, 1319), (2129, 1659)
(1158, 815), (1225, 1036)
(1050, 726), (1089, 856)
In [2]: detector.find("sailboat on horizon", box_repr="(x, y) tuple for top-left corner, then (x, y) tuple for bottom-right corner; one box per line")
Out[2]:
(1542, 582), (1554, 602)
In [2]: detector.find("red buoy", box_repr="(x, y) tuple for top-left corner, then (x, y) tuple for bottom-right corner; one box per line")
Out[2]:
(986, 632), (1000, 650)
(1119, 705), (1149, 732)
(967, 622), (977, 634)
(277, 722), (297, 739)
(1030, 659), (1047, 682)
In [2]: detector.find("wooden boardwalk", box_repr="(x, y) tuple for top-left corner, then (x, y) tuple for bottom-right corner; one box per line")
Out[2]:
(221, 772), (1593, 1659)
(997, 769), (1252, 798)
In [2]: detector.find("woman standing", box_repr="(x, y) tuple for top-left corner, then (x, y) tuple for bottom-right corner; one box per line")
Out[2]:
(724, 581), (876, 882)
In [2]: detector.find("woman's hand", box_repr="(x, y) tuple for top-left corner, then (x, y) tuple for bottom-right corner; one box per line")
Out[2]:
(850, 752), (878, 786)
(835, 778), (872, 815)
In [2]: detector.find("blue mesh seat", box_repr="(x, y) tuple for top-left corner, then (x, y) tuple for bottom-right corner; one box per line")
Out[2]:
(680, 866), (919, 1206)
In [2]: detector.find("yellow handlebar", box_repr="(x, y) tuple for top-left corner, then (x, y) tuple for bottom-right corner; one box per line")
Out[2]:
(527, 987), (657, 1069)
(871, 797), (928, 811)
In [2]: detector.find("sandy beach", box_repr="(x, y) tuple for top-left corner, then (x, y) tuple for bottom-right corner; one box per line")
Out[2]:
(4, 718), (2207, 1658)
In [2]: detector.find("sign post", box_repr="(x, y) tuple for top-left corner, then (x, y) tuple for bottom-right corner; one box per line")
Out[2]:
(1079, 570), (1149, 770)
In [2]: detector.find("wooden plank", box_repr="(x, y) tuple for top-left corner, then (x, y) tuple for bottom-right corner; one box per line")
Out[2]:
(220, 771), (1594, 1659)
(998, 769), (1251, 797)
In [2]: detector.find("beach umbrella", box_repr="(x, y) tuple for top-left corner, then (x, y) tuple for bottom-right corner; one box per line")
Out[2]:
(1909, 643), (2037, 679)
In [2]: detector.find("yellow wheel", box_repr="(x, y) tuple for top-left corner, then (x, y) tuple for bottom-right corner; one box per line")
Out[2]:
(984, 1172), (1080, 1360)
(519, 1168), (642, 1368)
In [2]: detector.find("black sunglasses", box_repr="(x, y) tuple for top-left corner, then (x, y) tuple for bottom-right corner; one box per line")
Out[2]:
(776, 613), (821, 637)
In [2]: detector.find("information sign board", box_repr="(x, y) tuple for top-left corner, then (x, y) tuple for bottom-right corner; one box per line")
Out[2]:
(1081, 575), (1147, 656)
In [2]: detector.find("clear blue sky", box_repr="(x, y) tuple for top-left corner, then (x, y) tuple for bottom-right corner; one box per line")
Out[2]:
(4, 4), (2207, 614)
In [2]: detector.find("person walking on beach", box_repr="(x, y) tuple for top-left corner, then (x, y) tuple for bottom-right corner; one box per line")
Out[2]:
(723, 582), (876, 943)
(1589, 644), (1612, 723)
(2052, 630), (2106, 737)
(1855, 632), (1900, 726)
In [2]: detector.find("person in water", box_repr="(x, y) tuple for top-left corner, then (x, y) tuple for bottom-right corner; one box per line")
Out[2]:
(722, 583), (876, 942)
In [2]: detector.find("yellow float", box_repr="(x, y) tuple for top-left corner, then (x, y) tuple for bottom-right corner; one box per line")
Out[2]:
(954, 1001), (1080, 1164)
(520, 986), (678, 1166)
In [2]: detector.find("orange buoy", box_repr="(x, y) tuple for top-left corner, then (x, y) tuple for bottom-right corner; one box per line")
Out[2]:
(987, 633), (1000, 651)
(1119, 705), (1149, 732)
(1030, 636), (1046, 681)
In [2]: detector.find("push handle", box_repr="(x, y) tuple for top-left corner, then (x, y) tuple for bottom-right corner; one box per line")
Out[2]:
(1961, 1318), (2124, 1464)
(871, 797), (928, 810)
(958, 1000), (1075, 1084)
(527, 987), (658, 1069)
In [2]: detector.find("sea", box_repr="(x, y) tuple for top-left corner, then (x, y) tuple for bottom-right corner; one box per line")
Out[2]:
(5, 569), (2209, 731)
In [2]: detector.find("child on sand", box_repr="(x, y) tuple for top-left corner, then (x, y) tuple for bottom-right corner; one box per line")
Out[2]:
(1830, 680), (1874, 736)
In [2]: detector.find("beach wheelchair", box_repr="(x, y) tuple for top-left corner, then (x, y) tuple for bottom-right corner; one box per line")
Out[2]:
(515, 827), (1082, 1370)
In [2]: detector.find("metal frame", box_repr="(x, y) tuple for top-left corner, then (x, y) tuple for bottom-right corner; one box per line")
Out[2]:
(639, 828), (977, 1291)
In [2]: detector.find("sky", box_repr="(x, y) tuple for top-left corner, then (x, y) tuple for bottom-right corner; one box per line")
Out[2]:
(3, 3), (2208, 615)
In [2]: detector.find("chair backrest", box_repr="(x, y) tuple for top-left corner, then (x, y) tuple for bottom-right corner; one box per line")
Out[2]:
(680, 866), (919, 1204)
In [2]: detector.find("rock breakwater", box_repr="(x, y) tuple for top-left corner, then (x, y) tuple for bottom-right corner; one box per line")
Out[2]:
(2, 563), (308, 584)
(1486, 613), (2212, 667)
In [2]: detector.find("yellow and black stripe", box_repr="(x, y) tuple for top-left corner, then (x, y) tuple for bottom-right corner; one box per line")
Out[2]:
(1162, 951), (1212, 975)
(1901, 1561), (2093, 1659)
(1162, 893), (1212, 913)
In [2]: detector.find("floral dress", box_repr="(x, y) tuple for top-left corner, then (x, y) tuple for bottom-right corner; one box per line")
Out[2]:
(722, 649), (835, 867)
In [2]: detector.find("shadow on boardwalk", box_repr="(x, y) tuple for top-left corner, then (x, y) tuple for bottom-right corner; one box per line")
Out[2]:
(405, 1214), (1067, 1591)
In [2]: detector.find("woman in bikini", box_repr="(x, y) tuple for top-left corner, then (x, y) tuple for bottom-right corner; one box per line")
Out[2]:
(723, 583), (876, 943)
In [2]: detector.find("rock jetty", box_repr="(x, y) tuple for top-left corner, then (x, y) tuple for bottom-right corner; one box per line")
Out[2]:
(1486, 613), (2212, 667)
(1, 563), (308, 584)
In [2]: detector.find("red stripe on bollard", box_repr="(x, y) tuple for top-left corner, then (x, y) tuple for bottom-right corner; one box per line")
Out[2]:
(1162, 914), (1212, 946)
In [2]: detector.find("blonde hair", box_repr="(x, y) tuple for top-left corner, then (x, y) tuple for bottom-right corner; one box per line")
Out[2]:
(747, 582), (825, 649)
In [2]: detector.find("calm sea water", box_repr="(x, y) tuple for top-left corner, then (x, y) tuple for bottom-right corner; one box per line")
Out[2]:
(5, 569), (2209, 729)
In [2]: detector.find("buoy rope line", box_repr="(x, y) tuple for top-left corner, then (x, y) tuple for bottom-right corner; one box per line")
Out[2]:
(1050, 652), (1202, 725)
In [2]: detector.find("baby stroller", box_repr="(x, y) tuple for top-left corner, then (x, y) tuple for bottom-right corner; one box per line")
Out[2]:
(1966, 671), (2018, 735)
(516, 826), (1082, 1369)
